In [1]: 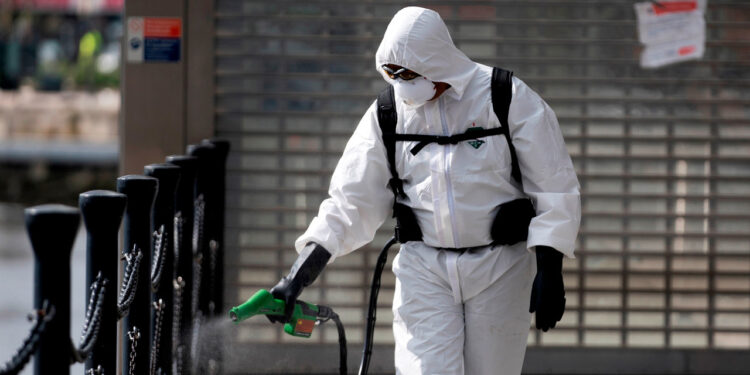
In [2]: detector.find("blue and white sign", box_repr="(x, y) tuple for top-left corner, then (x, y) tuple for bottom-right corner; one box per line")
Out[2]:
(127, 16), (182, 63)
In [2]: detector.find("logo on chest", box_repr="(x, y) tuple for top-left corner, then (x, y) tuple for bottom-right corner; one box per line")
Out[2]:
(465, 125), (486, 149)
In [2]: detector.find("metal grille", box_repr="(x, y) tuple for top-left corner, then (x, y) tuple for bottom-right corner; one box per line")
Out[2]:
(216, 0), (750, 355)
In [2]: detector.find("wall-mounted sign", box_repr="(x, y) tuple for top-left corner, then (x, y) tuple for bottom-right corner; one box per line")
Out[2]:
(127, 17), (182, 63)
(634, 0), (707, 69)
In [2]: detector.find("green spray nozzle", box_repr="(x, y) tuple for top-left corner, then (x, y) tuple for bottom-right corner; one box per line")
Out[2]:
(229, 289), (283, 322)
(229, 289), (321, 338)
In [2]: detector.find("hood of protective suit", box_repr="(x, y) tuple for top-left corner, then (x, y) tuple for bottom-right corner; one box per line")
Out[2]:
(375, 7), (478, 100)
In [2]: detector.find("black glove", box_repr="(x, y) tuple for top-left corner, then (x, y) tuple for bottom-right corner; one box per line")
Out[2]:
(267, 242), (331, 324)
(529, 245), (566, 332)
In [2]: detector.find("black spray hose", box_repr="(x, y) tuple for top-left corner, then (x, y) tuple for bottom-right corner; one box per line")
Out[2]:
(316, 305), (347, 375)
(358, 236), (398, 375)
(332, 315), (347, 375)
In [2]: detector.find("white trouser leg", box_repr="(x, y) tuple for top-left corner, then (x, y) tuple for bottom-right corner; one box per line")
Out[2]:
(392, 250), (465, 375)
(463, 251), (535, 375)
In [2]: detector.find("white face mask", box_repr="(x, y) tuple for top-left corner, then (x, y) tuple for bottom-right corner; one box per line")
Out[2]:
(392, 76), (436, 107)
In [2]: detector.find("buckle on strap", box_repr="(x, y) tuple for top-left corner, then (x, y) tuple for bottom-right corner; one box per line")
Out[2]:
(388, 177), (407, 198)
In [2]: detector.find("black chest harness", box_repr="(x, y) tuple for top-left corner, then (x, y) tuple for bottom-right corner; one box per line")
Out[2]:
(376, 67), (535, 246)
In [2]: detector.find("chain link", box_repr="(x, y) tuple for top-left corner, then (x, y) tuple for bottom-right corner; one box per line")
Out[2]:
(191, 253), (202, 318)
(172, 276), (185, 375)
(149, 299), (166, 375)
(174, 345), (185, 375)
(191, 195), (205, 318)
(189, 312), (203, 375)
(151, 225), (168, 292)
(118, 245), (143, 319)
(172, 212), (186, 375)
(0, 301), (55, 375)
(174, 212), (183, 271)
(85, 365), (103, 375)
(73, 273), (108, 363)
(192, 195), (205, 260)
(189, 194), (206, 375)
(126, 327), (140, 375)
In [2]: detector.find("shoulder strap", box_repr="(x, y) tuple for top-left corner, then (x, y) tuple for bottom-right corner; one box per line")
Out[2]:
(376, 85), (405, 198)
(491, 67), (523, 186)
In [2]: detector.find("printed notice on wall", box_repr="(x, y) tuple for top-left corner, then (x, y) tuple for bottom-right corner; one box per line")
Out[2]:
(127, 17), (182, 63)
(634, 0), (707, 68)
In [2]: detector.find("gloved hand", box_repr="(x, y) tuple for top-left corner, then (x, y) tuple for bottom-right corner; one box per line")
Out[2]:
(267, 242), (331, 324)
(529, 245), (565, 331)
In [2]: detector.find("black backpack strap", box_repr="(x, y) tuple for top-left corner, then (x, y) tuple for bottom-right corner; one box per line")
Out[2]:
(377, 85), (405, 198)
(377, 85), (423, 243)
(395, 127), (505, 155)
(491, 67), (523, 186)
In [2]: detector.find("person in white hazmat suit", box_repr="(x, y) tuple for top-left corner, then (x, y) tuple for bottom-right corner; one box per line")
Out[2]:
(267, 6), (580, 375)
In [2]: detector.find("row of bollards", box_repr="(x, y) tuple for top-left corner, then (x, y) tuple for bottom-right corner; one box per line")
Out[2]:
(4, 138), (229, 375)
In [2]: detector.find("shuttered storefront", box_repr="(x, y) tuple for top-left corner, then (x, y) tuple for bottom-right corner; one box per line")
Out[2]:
(215, 0), (750, 372)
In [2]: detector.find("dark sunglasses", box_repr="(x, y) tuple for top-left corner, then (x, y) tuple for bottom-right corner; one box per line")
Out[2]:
(382, 65), (421, 81)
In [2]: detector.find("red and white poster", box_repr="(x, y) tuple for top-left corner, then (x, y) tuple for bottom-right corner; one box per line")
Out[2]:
(634, 0), (707, 68)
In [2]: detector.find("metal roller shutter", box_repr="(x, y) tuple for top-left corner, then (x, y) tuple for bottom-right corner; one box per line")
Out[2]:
(215, 0), (750, 371)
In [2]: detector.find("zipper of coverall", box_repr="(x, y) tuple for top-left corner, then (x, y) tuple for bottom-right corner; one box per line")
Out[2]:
(439, 95), (460, 248)
(439, 96), (463, 304)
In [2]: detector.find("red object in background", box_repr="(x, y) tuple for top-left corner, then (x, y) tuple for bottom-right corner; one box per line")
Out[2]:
(678, 45), (697, 56)
(651, 1), (698, 16)
(102, 0), (123, 11)
(144, 18), (182, 38)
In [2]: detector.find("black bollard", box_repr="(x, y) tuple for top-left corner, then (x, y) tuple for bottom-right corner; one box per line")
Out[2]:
(165, 154), (198, 374)
(144, 163), (180, 375)
(187, 142), (215, 320)
(202, 139), (230, 375)
(202, 138), (230, 318)
(118, 175), (158, 375)
(79, 190), (127, 374)
(26, 204), (80, 375)
(186, 142), (215, 374)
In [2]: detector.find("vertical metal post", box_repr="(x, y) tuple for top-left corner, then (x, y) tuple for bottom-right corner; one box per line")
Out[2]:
(79, 190), (127, 374)
(202, 139), (230, 375)
(186, 142), (214, 374)
(186, 143), (214, 319)
(26, 204), (80, 375)
(165, 155), (198, 374)
(118, 175), (158, 375)
(144, 163), (181, 375)
(202, 139), (230, 317)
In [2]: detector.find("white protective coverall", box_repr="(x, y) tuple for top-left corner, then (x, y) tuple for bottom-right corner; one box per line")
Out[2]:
(295, 6), (581, 375)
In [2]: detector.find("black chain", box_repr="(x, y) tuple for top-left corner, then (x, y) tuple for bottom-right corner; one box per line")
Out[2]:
(174, 345), (185, 375)
(191, 253), (202, 318)
(172, 211), (186, 375)
(0, 301), (55, 375)
(192, 195), (205, 261)
(151, 225), (167, 292)
(126, 327), (140, 375)
(189, 311), (203, 375)
(189, 195), (206, 375)
(149, 299), (166, 375)
(172, 277), (185, 375)
(85, 365), (103, 375)
(174, 212), (183, 270)
(72, 273), (109, 363)
(191, 195), (205, 318)
(118, 245), (143, 319)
